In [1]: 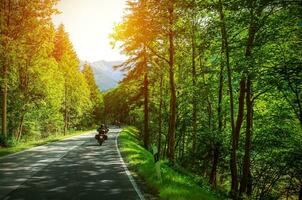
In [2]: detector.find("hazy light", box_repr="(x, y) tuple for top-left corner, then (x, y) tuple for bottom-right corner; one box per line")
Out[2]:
(52, 0), (127, 62)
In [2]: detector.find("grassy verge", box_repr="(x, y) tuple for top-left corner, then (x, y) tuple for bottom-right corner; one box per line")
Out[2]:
(0, 129), (92, 157)
(119, 126), (219, 200)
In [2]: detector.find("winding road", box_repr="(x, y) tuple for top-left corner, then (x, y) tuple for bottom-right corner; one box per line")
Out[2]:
(0, 128), (144, 200)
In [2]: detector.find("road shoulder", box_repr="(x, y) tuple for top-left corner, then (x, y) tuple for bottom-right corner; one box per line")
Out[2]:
(117, 129), (159, 200)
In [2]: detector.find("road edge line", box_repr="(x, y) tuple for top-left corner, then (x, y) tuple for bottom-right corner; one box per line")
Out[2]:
(115, 131), (146, 200)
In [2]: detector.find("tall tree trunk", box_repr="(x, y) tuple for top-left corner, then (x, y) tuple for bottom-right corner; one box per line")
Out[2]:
(240, 75), (252, 195)
(234, 77), (246, 148)
(158, 74), (163, 158)
(1, 0), (11, 142)
(210, 53), (225, 187)
(218, 0), (238, 197)
(210, 145), (219, 187)
(167, 0), (176, 163)
(240, 5), (257, 195)
(143, 55), (149, 149)
(230, 76), (246, 198)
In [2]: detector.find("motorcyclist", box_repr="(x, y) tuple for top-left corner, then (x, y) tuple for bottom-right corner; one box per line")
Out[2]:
(97, 124), (108, 140)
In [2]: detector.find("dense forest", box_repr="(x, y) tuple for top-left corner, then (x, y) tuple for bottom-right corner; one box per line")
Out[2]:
(1, 0), (301, 199)
(0, 1), (103, 145)
(107, 0), (302, 199)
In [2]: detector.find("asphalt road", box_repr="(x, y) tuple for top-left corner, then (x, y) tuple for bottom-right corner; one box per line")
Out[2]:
(0, 128), (143, 200)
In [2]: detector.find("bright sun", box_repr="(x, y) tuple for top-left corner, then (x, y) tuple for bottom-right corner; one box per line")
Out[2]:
(52, 0), (127, 62)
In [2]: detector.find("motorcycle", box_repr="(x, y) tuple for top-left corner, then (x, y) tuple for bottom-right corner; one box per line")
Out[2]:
(95, 126), (109, 145)
(95, 133), (105, 145)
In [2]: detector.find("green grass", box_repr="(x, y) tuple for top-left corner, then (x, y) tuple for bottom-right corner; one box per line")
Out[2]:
(0, 129), (92, 157)
(119, 126), (219, 200)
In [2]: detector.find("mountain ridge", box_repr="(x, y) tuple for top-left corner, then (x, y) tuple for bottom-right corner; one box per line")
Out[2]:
(80, 60), (125, 92)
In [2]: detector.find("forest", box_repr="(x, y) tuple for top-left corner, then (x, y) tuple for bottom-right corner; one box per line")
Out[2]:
(0, 0), (103, 145)
(107, 0), (302, 199)
(0, 0), (301, 199)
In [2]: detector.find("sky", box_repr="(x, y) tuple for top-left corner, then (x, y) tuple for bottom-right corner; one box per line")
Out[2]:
(52, 0), (127, 62)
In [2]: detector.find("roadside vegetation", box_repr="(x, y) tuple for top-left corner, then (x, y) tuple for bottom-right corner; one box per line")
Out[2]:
(108, 0), (302, 199)
(119, 126), (221, 200)
(1, 1), (103, 148)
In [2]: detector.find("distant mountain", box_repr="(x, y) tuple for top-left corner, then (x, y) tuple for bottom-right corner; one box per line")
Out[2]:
(80, 60), (125, 91)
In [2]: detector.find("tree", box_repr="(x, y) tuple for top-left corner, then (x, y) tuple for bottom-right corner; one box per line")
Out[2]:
(0, 0), (59, 144)
(82, 63), (104, 127)
(53, 24), (91, 134)
(108, 0), (302, 198)
(111, 0), (157, 149)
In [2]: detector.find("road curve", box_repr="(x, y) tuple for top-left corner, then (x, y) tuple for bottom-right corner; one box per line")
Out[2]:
(0, 128), (143, 200)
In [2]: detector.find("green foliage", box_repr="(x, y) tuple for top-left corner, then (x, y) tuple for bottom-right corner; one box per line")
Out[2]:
(103, 82), (141, 124)
(1, 2), (103, 147)
(108, 0), (302, 199)
(53, 24), (93, 130)
(119, 127), (220, 200)
(82, 63), (104, 127)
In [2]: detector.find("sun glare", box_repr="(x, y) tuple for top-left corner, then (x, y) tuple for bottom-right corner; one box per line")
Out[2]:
(52, 0), (127, 62)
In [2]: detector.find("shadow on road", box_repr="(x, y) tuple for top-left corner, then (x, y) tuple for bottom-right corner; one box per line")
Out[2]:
(1, 131), (140, 200)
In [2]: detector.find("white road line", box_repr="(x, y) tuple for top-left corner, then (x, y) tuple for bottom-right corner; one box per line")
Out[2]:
(115, 131), (146, 200)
